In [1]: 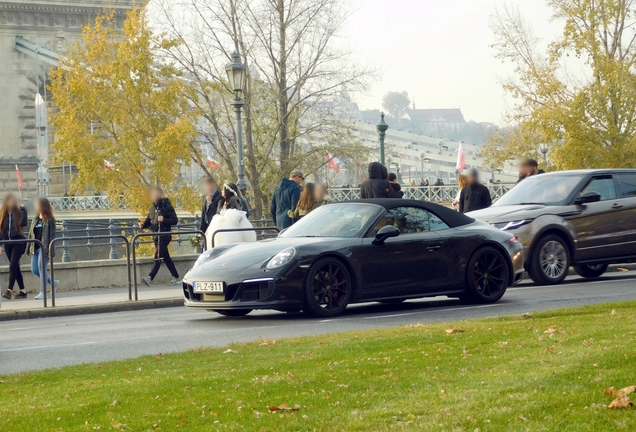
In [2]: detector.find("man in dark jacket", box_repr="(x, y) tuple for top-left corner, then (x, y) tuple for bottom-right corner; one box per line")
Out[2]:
(459, 168), (492, 213)
(388, 173), (404, 198)
(271, 169), (303, 230)
(517, 158), (545, 183)
(200, 177), (222, 234)
(360, 162), (399, 198)
(139, 187), (180, 286)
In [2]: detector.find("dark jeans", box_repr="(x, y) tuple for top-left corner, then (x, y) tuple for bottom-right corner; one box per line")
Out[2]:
(149, 240), (179, 280)
(5, 242), (26, 290)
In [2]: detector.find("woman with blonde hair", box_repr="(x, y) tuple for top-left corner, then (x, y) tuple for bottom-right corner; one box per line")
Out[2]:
(288, 182), (316, 223)
(453, 174), (469, 211)
(0, 193), (28, 299)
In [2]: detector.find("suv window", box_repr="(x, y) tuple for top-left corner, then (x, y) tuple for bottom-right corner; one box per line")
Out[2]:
(580, 176), (616, 201)
(373, 207), (449, 234)
(617, 174), (636, 197)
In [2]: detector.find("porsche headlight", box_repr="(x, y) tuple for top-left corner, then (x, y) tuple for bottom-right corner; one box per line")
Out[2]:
(493, 220), (532, 231)
(193, 249), (214, 269)
(266, 247), (296, 270)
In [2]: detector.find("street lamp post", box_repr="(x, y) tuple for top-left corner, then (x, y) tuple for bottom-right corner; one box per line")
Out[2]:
(225, 51), (248, 196)
(377, 112), (388, 166)
(539, 143), (549, 164)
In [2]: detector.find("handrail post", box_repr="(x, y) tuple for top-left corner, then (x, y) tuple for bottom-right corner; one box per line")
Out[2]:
(108, 219), (120, 259)
(61, 221), (72, 262)
(86, 223), (93, 251)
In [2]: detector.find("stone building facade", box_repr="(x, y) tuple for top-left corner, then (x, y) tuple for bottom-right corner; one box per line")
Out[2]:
(0, 0), (131, 199)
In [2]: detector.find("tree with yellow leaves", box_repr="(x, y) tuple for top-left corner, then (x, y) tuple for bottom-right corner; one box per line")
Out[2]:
(485, 1), (636, 170)
(49, 7), (201, 213)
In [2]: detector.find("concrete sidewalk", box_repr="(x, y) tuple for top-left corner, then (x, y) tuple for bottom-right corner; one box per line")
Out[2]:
(0, 284), (183, 321)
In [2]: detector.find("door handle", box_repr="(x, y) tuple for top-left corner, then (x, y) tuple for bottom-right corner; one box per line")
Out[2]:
(612, 203), (624, 209)
(426, 246), (441, 252)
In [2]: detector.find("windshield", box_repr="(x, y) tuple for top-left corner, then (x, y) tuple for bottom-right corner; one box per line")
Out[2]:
(280, 203), (381, 238)
(494, 174), (584, 206)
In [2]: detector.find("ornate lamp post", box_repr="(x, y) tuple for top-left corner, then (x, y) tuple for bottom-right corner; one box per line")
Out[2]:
(225, 51), (248, 195)
(376, 112), (388, 166)
(539, 143), (549, 164)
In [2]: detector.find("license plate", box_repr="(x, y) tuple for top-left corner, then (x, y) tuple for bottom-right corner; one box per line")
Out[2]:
(193, 281), (224, 293)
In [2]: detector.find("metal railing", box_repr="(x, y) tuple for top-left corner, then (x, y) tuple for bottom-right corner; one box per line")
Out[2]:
(211, 227), (280, 248)
(48, 235), (132, 308)
(329, 183), (515, 202)
(130, 230), (206, 300)
(0, 239), (46, 307)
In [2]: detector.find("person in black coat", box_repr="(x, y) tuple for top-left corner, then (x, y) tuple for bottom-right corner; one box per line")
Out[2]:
(459, 168), (492, 213)
(0, 193), (28, 299)
(271, 170), (303, 230)
(360, 162), (400, 198)
(388, 173), (404, 198)
(200, 177), (222, 234)
(139, 188), (180, 286)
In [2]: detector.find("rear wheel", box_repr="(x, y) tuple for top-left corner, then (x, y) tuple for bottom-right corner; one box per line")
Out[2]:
(463, 247), (508, 304)
(529, 235), (570, 285)
(211, 309), (253, 317)
(574, 263), (608, 279)
(303, 258), (352, 318)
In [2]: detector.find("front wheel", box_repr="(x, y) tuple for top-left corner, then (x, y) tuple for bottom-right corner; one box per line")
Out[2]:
(303, 257), (352, 318)
(463, 246), (509, 304)
(574, 263), (608, 279)
(528, 235), (570, 285)
(211, 309), (253, 317)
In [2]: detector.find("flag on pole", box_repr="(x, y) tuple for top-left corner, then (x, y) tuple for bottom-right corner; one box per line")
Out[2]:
(455, 142), (466, 172)
(206, 155), (220, 170)
(15, 164), (23, 189)
(326, 153), (340, 173)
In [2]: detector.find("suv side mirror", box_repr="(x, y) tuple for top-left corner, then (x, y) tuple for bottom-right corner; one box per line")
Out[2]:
(373, 225), (400, 246)
(575, 191), (601, 205)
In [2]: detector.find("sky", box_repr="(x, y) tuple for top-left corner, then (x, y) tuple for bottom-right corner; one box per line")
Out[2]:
(344, 0), (557, 125)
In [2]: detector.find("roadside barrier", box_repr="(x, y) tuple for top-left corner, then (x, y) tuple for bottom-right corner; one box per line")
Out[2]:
(131, 230), (206, 300)
(48, 235), (132, 307)
(210, 227), (280, 248)
(0, 239), (46, 307)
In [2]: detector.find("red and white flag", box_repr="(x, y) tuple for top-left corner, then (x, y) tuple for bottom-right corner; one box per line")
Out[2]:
(206, 155), (220, 170)
(326, 153), (340, 173)
(455, 142), (466, 172)
(104, 160), (115, 170)
(15, 164), (23, 189)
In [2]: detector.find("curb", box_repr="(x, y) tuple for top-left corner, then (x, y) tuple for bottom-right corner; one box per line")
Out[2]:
(0, 298), (183, 322)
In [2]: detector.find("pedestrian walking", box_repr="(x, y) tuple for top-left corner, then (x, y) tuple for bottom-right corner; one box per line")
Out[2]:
(452, 174), (468, 211)
(360, 162), (399, 199)
(459, 168), (492, 213)
(288, 183), (318, 223)
(517, 158), (545, 183)
(200, 177), (222, 234)
(271, 169), (303, 230)
(26, 197), (59, 300)
(139, 188), (180, 286)
(0, 193), (28, 299)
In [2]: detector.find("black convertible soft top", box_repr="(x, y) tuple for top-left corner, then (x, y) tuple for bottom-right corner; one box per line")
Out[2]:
(344, 199), (476, 229)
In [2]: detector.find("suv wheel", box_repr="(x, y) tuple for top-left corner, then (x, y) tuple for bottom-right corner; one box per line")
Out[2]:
(529, 234), (570, 285)
(574, 263), (608, 279)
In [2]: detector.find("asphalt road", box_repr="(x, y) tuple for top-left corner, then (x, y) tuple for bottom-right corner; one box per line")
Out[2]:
(2, 273), (636, 375)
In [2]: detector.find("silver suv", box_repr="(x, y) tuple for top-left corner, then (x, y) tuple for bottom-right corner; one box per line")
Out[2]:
(469, 170), (636, 285)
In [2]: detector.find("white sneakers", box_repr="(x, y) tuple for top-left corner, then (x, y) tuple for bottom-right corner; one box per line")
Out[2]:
(34, 280), (61, 300)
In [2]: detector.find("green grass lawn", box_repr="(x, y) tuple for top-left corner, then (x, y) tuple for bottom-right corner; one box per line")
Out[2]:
(3, 302), (636, 431)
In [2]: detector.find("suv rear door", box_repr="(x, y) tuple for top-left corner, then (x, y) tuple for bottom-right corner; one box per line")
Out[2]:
(568, 174), (624, 261)
(613, 172), (636, 257)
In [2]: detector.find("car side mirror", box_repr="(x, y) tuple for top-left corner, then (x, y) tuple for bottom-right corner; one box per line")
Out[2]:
(373, 225), (400, 246)
(575, 191), (601, 205)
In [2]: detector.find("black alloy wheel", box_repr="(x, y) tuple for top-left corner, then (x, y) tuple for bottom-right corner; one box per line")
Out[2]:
(212, 309), (253, 317)
(529, 234), (570, 285)
(574, 263), (608, 279)
(463, 246), (508, 304)
(304, 257), (352, 318)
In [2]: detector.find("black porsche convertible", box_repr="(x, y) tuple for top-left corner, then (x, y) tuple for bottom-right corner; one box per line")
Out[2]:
(182, 199), (524, 318)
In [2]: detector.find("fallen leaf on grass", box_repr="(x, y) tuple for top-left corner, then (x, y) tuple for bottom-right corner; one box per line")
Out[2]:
(544, 328), (558, 334)
(445, 329), (465, 334)
(267, 403), (300, 413)
(223, 349), (237, 354)
(522, 313), (532, 320)
(605, 385), (636, 408)
(259, 339), (276, 346)
(611, 309), (616, 315)
(617, 267), (629, 272)
(0, 380), (5, 384)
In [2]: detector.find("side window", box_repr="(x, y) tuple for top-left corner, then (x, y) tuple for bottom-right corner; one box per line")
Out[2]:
(373, 207), (449, 234)
(617, 174), (636, 197)
(580, 177), (616, 201)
